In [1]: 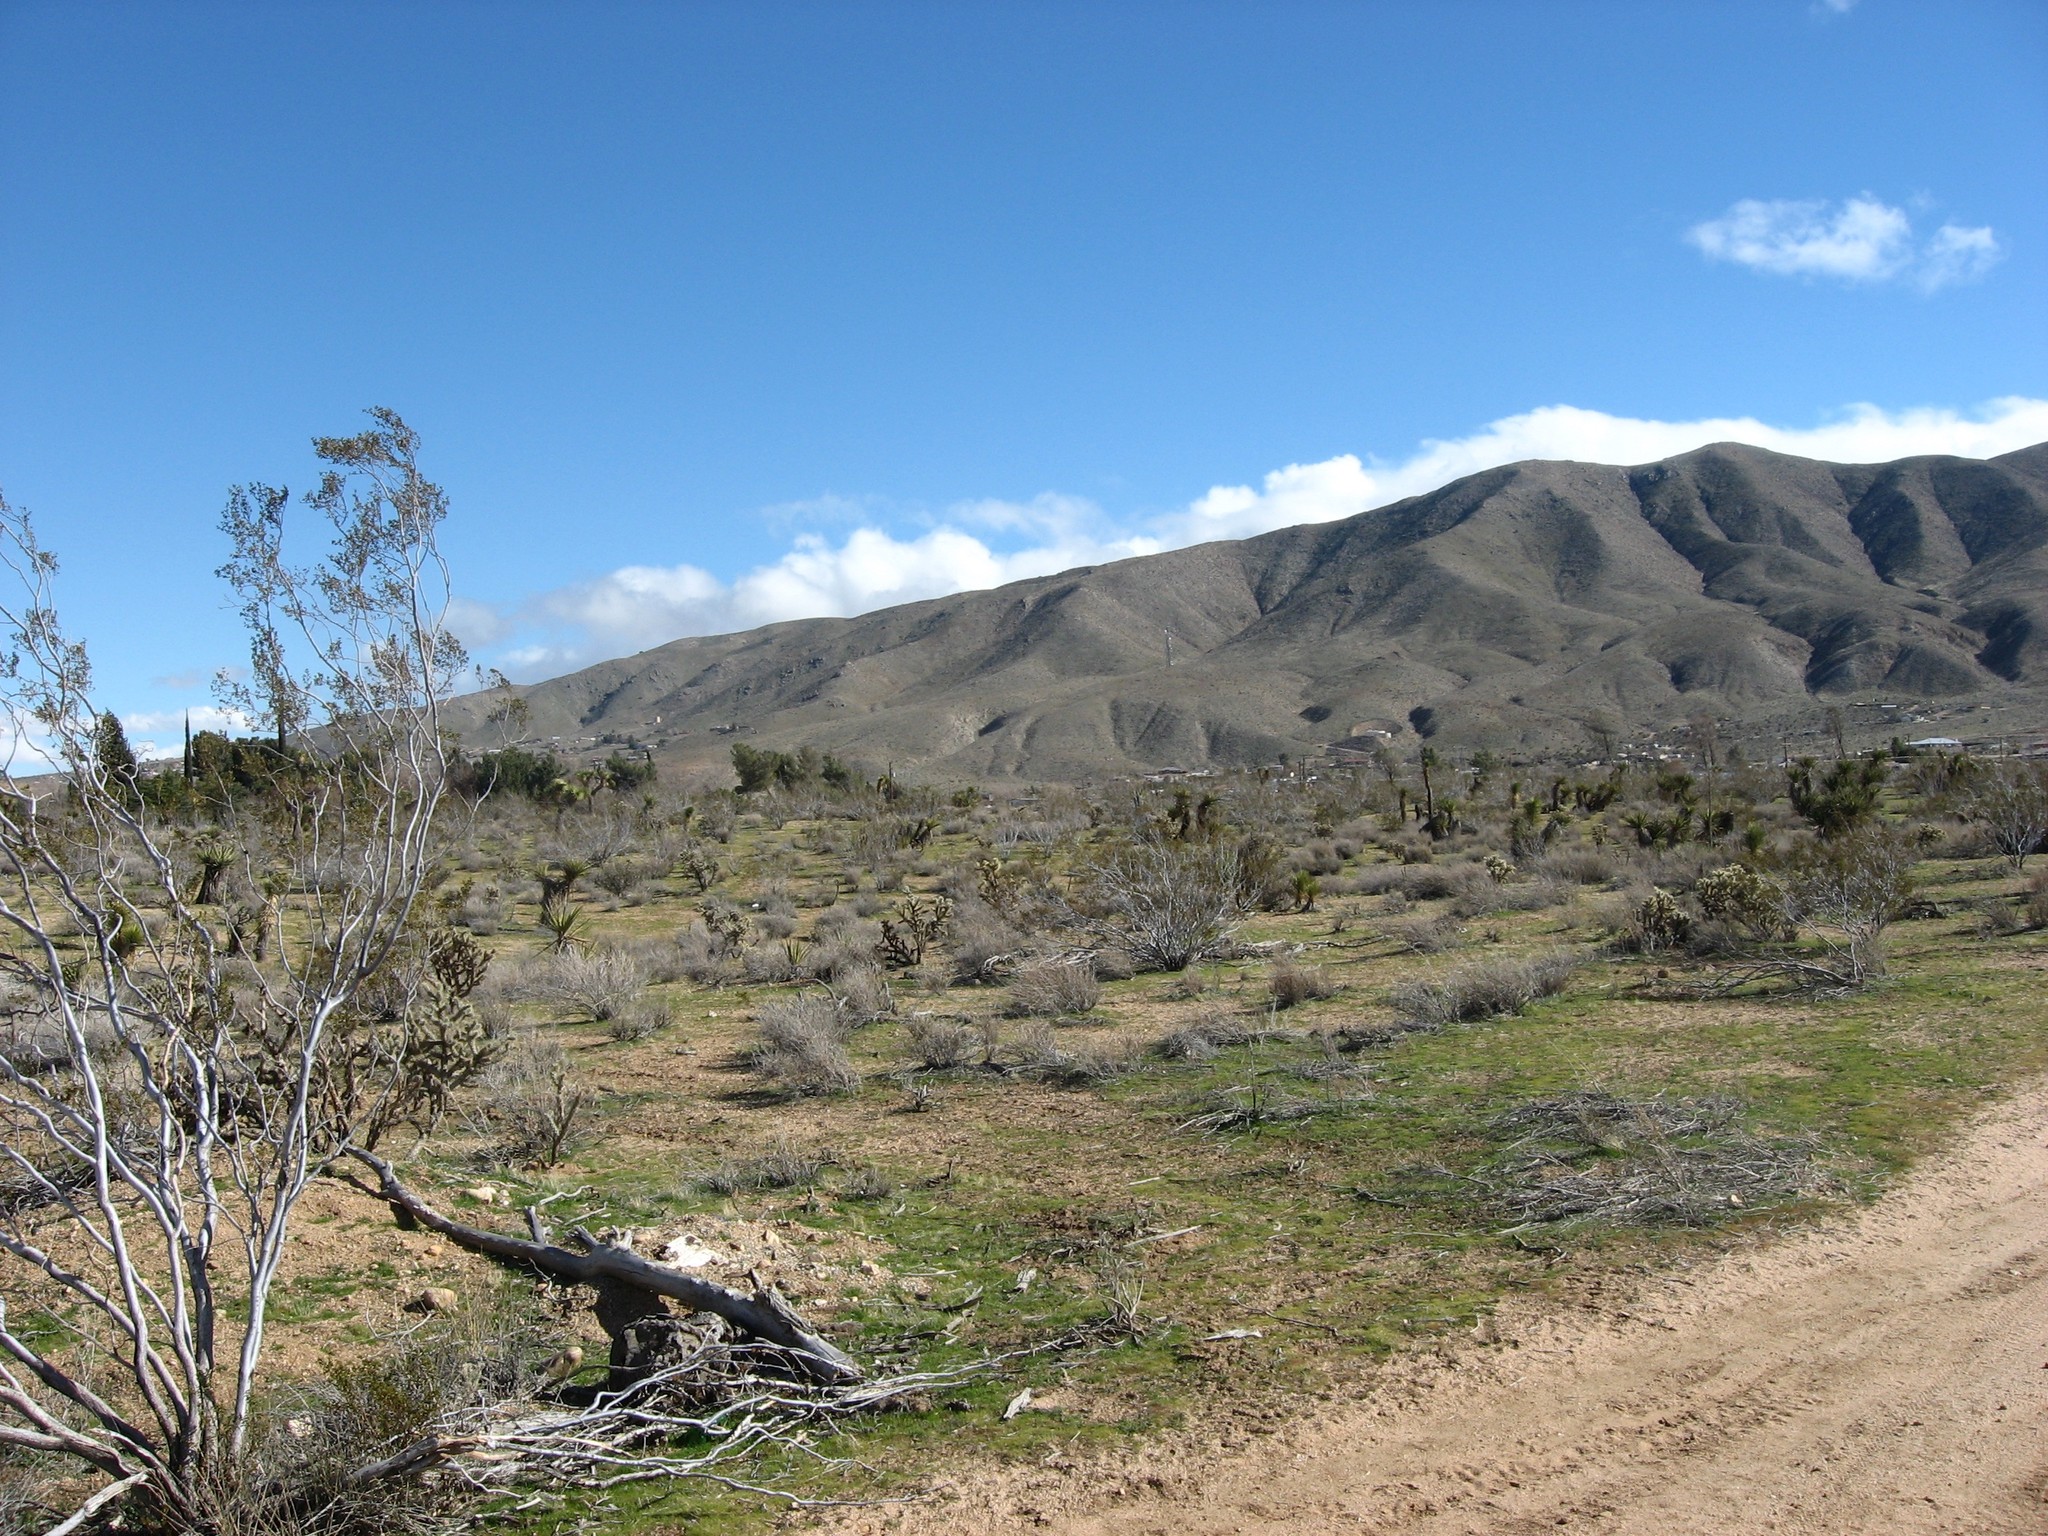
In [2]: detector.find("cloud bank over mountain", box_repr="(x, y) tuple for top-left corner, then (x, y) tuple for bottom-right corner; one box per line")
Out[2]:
(466, 396), (2048, 679)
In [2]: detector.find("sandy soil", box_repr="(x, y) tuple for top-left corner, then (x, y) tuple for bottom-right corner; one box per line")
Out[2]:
(835, 1080), (2048, 1536)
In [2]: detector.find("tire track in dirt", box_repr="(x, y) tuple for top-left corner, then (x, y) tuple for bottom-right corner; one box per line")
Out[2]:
(834, 1082), (2048, 1536)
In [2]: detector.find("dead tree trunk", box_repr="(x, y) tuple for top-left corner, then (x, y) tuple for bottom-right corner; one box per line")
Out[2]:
(343, 1148), (862, 1385)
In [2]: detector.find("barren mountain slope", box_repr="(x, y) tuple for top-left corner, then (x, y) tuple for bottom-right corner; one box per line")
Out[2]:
(447, 441), (2048, 777)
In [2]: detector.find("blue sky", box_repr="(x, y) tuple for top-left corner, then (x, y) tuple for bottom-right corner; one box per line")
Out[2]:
(1, 0), (2044, 754)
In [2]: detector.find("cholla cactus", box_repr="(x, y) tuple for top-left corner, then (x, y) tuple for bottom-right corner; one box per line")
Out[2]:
(1695, 864), (1784, 938)
(1482, 853), (1516, 883)
(1632, 889), (1692, 950)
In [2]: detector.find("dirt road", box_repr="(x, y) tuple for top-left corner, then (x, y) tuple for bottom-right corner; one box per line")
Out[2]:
(850, 1083), (2048, 1536)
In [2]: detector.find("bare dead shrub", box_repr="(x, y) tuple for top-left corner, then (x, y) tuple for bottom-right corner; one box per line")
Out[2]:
(1005, 957), (1102, 1017)
(477, 1036), (592, 1167)
(1381, 912), (1465, 953)
(694, 1136), (827, 1194)
(1069, 836), (1251, 971)
(827, 962), (895, 1024)
(1007, 1021), (1138, 1086)
(532, 945), (646, 1021)
(1962, 761), (2048, 872)
(747, 995), (857, 1096)
(1268, 957), (1336, 1008)
(1389, 950), (1579, 1027)
(607, 995), (671, 1043)
(902, 1015), (987, 1070)
(1155, 1012), (1303, 1061)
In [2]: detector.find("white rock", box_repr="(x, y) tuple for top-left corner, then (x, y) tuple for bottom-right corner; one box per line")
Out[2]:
(661, 1234), (722, 1269)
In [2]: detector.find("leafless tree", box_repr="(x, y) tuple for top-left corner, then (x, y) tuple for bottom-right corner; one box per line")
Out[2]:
(1704, 827), (1916, 994)
(0, 409), (465, 1528)
(1069, 834), (1250, 971)
(1962, 761), (2048, 872)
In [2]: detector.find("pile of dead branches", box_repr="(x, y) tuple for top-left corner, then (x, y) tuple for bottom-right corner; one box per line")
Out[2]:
(1359, 1091), (1826, 1232)
(1177, 1083), (1365, 1134)
(1482, 1092), (1824, 1230)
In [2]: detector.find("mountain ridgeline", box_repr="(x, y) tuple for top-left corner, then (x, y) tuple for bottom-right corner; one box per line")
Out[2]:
(448, 441), (2048, 778)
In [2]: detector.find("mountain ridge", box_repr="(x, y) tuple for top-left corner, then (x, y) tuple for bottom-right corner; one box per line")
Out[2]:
(446, 440), (2048, 778)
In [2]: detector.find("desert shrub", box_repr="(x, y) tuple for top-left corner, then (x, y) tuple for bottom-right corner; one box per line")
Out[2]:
(627, 935), (691, 986)
(754, 881), (798, 917)
(2027, 872), (2048, 930)
(1538, 847), (1617, 886)
(607, 995), (670, 1043)
(741, 943), (805, 985)
(811, 903), (864, 938)
(673, 925), (742, 986)
(1389, 950), (1579, 1027)
(1297, 839), (1344, 877)
(452, 882), (509, 934)
(269, 1285), (566, 1535)
(839, 1164), (896, 1201)
(1005, 957), (1102, 1018)
(1493, 878), (1567, 912)
(1381, 912), (1464, 953)
(475, 1036), (591, 1167)
(828, 962), (895, 1024)
(694, 1136), (826, 1194)
(588, 856), (653, 904)
(902, 1015), (986, 1070)
(754, 911), (799, 941)
(1268, 957), (1336, 1008)
(1091, 949), (1135, 981)
(1008, 1021), (1138, 1086)
(531, 945), (646, 1022)
(1973, 897), (2025, 938)
(1155, 1012), (1303, 1061)
(747, 995), (857, 1096)
(949, 903), (1029, 982)
(1070, 835), (1251, 971)
(805, 927), (882, 982)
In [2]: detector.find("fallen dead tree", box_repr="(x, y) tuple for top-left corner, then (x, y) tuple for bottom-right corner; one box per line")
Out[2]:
(305, 1152), (1107, 1520)
(342, 1147), (862, 1385)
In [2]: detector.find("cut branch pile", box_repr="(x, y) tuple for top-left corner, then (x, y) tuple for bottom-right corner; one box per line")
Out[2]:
(1359, 1092), (1826, 1232)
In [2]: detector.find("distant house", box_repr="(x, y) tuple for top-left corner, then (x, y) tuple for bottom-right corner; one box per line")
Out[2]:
(1907, 737), (1963, 749)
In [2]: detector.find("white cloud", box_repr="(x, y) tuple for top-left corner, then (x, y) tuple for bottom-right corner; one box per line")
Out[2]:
(1688, 196), (2003, 290)
(1689, 196), (1912, 281)
(478, 395), (2048, 679)
(505, 521), (1161, 673)
(1918, 223), (2003, 291)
